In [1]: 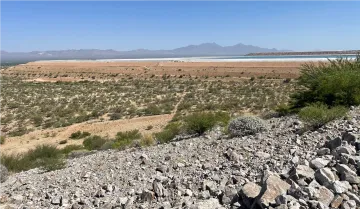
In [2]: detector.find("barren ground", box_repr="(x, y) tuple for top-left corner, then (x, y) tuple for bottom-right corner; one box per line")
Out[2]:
(2, 61), (309, 80)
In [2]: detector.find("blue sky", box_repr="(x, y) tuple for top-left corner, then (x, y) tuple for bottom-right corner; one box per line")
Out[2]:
(1, 1), (360, 52)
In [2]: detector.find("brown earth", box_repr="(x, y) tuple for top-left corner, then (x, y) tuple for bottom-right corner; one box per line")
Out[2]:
(0, 92), (186, 155)
(2, 61), (312, 80)
(0, 114), (171, 155)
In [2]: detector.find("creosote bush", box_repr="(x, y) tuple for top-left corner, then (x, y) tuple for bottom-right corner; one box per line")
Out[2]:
(140, 134), (156, 147)
(70, 131), (91, 139)
(298, 103), (348, 128)
(0, 136), (5, 145)
(291, 56), (360, 109)
(0, 145), (65, 172)
(183, 111), (230, 135)
(60, 145), (84, 155)
(83, 135), (106, 151)
(154, 122), (182, 144)
(112, 129), (142, 150)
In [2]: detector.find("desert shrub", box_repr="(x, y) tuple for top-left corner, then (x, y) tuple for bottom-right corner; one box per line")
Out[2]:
(60, 145), (84, 155)
(298, 103), (348, 128)
(228, 116), (267, 137)
(0, 145), (65, 172)
(140, 134), (156, 147)
(83, 135), (106, 150)
(183, 111), (230, 135)
(112, 130), (141, 150)
(154, 122), (182, 143)
(59, 140), (67, 145)
(291, 56), (360, 109)
(0, 136), (5, 145)
(275, 104), (294, 116)
(109, 113), (122, 120)
(69, 131), (91, 139)
(145, 125), (153, 130)
(144, 104), (162, 115)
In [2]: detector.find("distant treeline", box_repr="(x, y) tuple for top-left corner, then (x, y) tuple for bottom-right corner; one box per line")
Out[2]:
(246, 50), (360, 56)
(1, 62), (27, 68)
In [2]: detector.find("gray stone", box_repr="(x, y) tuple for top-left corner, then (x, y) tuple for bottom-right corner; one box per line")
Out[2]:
(259, 174), (291, 207)
(275, 194), (297, 205)
(310, 158), (330, 170)
(325, 137), (342, 150)
(331, 195), (344, 208)
(336, 164), (360, 184)
(346, 191), (360, 205)
(153, 181), (164, 197)
(239, 182), (261, 208)
(333, 146), (356, 157)
(291, 165), (315, 180)
(198, 190), (210, 199)
(315, 168), (336, 186)
(330, 181), (351, 194)
(315, 186), (334, 207)
(192, 198), (224, 209)
(342, 132), (356, 144)
(140, 190), (154, 203)
(341, 200), (356, 209)
(0, 164), (8, 183)
(224, 150), (242, 162)
(317, 148), (330, 156)
(255, 151), (271, 159)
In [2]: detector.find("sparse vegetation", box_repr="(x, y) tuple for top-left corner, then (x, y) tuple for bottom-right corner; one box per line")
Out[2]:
(83, 135), (107, 151)
(298, 103), (348, 128)
(0, 136), (5, 145)
(0, 145), (65, 172)
(183, 111), (230, 135)
(291, 56), (360, 109)
(60, 144), (84, 155)
(112, 130), (142, 150)
(70, 131), (91, 139)
(140, 134), (156, 147)
(154, 122), (182, 143)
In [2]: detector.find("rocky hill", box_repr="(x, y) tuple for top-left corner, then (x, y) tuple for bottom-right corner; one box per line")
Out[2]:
(1, 43), (283, 63)
(0, 108), (359, 209)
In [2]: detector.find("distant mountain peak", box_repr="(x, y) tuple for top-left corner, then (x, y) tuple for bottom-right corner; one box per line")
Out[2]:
(1, 43), (286, 62)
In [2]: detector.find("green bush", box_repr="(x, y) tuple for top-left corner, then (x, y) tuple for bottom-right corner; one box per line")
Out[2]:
(112, 129), (141, 149)
(298, 103), (348, 128)
(183, 111), (230, 135)
(60, 144), (84, 155)
(0, 136), (5, 145)
(83, 135), (106, 150)
(154, 122), (182, 143)
(0, 145), (65, 172)
(275, 104), (294, 116)
(291, 56), (360, 109)
(69, 131), (91, 139)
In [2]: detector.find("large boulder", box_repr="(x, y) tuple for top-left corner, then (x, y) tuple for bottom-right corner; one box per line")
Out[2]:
(259, 174), (291, 207)
(239, 182), (261, 208)
(227, 116), (267, 137)
(0, 164), (9, 183)
(315, 168), (336, 186)
(336, 164), (360, 184)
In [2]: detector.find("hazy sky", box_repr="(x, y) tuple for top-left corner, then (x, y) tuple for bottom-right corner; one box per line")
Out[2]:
(1, 1), (360, 52)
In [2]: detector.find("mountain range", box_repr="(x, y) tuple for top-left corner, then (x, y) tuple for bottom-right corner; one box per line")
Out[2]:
(1, 43), (286, 63)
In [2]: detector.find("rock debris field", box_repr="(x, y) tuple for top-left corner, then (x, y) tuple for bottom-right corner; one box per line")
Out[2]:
(1, 108), (360, 209)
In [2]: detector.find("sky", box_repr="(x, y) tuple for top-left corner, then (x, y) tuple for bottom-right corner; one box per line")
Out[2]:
(1, 1), (360, 52)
